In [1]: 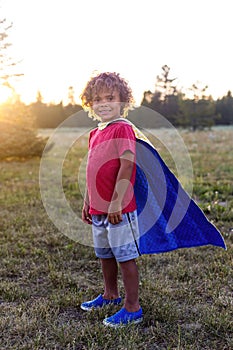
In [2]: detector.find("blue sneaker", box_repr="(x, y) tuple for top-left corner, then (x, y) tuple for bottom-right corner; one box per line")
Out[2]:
(103, 307), (143, 328)
(80, 294), (122, 311)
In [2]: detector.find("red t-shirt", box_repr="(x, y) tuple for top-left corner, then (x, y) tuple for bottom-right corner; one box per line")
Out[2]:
(87, 122), (137, 215)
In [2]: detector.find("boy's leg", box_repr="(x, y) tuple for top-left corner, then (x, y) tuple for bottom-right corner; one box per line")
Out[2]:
(107, 211), (141, 312)
(101, 257), (119, 299)
(119, 258), (140, 312)
(92, 215), (119, 299)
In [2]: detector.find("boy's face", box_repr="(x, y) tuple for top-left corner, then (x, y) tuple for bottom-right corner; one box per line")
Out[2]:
(92, 88), (122, 122)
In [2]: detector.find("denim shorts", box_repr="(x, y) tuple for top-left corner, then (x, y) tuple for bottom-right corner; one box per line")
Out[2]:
(92, 210), (141, 262)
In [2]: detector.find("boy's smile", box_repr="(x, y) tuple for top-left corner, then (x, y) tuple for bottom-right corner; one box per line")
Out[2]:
(92, 89), (122, 122)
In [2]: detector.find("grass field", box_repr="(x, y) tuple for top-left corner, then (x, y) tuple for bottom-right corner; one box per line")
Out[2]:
(0, 126), (232, 350)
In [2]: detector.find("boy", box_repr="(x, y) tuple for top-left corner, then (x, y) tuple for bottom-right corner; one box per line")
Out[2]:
(80, 72), (143, 328)
(79, 72), (226, 328)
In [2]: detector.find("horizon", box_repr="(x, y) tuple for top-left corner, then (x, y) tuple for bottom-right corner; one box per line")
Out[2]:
(1, 81), (232, 108)
(0, 0), (233, 106)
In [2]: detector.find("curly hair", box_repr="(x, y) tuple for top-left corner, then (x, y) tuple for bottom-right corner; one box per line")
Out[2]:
(80, 72), (135, 120)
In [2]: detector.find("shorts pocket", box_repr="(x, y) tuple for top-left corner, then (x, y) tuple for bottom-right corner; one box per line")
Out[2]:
(92, 215), (106, 227)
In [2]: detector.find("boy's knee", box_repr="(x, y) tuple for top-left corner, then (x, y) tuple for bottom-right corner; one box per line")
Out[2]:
(119, 258), (136, 267)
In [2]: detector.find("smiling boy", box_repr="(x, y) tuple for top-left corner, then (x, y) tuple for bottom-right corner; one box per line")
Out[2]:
(79, 71), (226, 328)
(80, 72), (143, 328)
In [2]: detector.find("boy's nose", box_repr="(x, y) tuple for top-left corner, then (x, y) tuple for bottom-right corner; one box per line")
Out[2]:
(100, 100), (108, 106)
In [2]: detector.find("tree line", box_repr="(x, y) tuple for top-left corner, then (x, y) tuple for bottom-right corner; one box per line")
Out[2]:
(141, 65), (233, 130)
(23, 65), (233, 130)
(1, 13), (233, 160)
(1, 65), (233, 133)
(1, 13), (233, 133)
(0, 15), (232, 131)
(29, 91), (95, 128)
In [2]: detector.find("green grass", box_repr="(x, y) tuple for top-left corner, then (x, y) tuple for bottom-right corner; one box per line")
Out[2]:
(0, 127), (232, 349)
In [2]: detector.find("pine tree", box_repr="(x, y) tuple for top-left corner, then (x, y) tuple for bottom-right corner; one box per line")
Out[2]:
(0, 15), (47, 159)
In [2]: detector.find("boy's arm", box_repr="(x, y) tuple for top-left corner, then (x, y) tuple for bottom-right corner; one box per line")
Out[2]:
(82, 188), (92, 224)
(108, 150), (135, 225)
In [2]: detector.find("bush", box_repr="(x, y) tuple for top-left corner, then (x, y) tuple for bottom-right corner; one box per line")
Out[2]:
(0, 102), (47, 160)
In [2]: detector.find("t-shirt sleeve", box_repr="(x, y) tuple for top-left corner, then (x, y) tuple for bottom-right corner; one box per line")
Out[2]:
(114, 124), (136, 157)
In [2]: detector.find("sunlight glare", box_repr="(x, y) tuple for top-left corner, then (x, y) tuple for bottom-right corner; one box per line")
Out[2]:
(0, 85), (12, 105)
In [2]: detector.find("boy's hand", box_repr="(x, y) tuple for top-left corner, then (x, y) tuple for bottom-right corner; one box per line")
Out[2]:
(82, 204), (92, 224)
(108, 202), (122, 225)
(107, 211), (123, 225)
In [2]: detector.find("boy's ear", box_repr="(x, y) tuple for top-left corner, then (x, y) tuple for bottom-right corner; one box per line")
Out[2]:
(121, 102), (130, 117)
(120, 102), (126, 112)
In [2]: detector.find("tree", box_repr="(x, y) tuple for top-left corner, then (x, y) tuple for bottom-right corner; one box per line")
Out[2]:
(0, 17), (23, 97)
(141, 91), (153, 107)
(0, 101), (47, 159)
(68, 86), (75, 105)
(141, 67), (221, 129)
(0, 15), (47, 159)
(179, 83), (217, 130)
(216, 91), (233, 125)
(154, 64), (178, 99)
(142, 65), (180, 124)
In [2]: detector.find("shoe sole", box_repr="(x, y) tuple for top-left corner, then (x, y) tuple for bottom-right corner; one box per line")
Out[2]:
(80, 305), (98, 311)
(103, 317), (143, 328)
(81, 301), (122, 312)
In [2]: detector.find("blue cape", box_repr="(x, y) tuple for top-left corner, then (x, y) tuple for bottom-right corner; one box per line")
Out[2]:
(97, 119), (226, 254)
(134, 138), (226, 254)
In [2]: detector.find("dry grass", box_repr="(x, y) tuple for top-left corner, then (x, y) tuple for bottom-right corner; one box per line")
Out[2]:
(0, 126), (232, 349)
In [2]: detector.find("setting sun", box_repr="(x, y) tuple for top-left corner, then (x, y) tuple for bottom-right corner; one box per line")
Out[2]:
(0, 85), (12, 104)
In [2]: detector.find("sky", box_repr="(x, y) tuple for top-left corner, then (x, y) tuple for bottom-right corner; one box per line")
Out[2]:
(0, 0), (233, 105)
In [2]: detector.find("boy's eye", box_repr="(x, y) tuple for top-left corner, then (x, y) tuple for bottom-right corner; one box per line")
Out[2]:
(93, 95), (115, 103)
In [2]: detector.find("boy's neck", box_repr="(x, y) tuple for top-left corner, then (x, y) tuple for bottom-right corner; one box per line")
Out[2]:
(98, 117), (126, 130)
(100, 114), (122, 122)
(99, 116), (124, 123)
